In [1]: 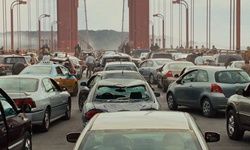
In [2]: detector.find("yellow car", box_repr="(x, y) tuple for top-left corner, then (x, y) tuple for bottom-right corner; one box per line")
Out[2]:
(19, 60), (78, 96)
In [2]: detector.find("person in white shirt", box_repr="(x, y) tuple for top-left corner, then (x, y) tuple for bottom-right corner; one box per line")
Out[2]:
(194, 53), (204, 65)
(85, 53), (96, 78)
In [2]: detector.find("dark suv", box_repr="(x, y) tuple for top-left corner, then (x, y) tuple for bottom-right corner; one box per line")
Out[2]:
(0, 88), (32, 149)
(226, 84), (250, 140)
(0, 55), (28, 75)
(94, 53), (132, 72)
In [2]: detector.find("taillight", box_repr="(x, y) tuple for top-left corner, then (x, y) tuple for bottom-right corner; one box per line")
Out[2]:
(85, 109), (103, 120)
(211, 84), (223, 93)
(13, 98), (36, 108)
(166, 71), (173, 77)
(0, 64), (6, 69)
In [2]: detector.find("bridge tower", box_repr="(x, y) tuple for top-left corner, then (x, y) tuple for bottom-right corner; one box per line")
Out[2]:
(128, 0), (149, 49)
(57, 0), (78, 53)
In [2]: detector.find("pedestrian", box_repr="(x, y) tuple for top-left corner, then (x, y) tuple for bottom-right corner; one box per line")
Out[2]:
(85, 53), (96, 78)
(74, 44), (81, 58)
(241, 59), (250, 76)
(30, 54), (36, 65)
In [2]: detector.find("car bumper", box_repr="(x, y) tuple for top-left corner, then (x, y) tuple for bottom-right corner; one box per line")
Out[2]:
(25, 109), (45, 125)
(209, 94), (228, 110)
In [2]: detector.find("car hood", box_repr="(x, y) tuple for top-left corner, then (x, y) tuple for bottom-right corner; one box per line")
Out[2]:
(85, 101), (158, 112)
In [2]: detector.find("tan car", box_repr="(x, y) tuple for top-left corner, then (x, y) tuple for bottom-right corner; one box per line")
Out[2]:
(67, 111), (220, 150)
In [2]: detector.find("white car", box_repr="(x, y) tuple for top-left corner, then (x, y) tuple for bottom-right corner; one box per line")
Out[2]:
(67, 111), (220, 150)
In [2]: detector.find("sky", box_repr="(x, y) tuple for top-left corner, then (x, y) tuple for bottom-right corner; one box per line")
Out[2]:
(0, 0), (250, 49)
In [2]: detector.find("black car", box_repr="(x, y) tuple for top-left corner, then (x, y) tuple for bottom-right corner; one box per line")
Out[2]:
(0, 88), (32, 149)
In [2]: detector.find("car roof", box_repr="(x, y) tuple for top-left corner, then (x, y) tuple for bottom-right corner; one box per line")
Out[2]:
(96, 78), (146, 86)
(90, 111), (193, 130)
(105, 61), (136, 65)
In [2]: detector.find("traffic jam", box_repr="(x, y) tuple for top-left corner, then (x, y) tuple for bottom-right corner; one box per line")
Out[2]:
(1, 49), (250, 150)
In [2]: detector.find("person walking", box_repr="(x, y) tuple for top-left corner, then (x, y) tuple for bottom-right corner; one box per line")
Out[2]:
(30, 54), (36, 65)
(85, 53), (96, 78)
(241, 59), (250, 76)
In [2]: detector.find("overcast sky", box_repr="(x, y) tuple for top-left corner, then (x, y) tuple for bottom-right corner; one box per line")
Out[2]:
(0, 0), (250, 49)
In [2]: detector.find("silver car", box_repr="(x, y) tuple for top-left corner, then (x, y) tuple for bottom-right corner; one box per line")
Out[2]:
(166, 66), (250, 117)
(0, 75), (71, 132)
(138, 58), (173, 84)
(82, 79), (160, 125)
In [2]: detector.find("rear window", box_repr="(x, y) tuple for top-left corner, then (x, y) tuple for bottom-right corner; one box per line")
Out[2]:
(20, 66), (52, 75)
(104, 73), (143, 80)
(169, 63), (194, 70)
(4, 57), (26, 64)
(0, 78), (39, 92)
(152, 53), (172, 59)
(218, 55), (243, 63)
(102, 57), (130, 66)
(105, 65), (137, 71)
(155, 60), (172, 66)
(216, 70), (250, 83)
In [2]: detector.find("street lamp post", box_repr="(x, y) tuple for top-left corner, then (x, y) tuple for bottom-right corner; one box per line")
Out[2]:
(51, 21), (57, 53)
(38, 14), (50, 51)
(10, 0), (27, 51)
(173, 0), (189, 49)
(153, 13), (165, 48)
(149, 20), (154, 46)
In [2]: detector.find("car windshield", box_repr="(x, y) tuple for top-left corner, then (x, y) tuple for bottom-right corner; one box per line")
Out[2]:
(216, 70), (250, 83)
(20, 66), (52, 75)
(94, 85), (151, 102)
(0, 78), (39, 92)
(218, 55), (242, 63)
(79, 130), (202, 150)
(4, 57), (26, 64)
(105, 65), (137, 71)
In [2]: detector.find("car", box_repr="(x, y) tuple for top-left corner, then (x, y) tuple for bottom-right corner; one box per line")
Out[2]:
(50, 55), (77, 77)
(226, 84), (250, 140)
(226, 60), (249, 69)
(67, 111), (220, 150)
(19, 60), (79, 96)
(145, 51), (174, 60)
(208, 53), (243, 66)
(0, 75), (72, 132)
(81, 79), (160, 125)
(166, 66), (250, 117)
(138, 58), (174, 84)
(0, 54), (29, 75)
(78, 70), (147, 111)
(103, 61), (139, 72)
(69, 56), (84, 79)
(94, 53), (132, 72)
(0, 88), (32, 149)
(157, 61), (195, 92)
(131, 49), (150, 58)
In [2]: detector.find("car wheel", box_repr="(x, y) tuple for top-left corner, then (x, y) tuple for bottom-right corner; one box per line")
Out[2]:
(71, 83), (78, 97)
(202, 98), (216, 117)
(167, 93), (178, 110)
(149, 74), (155, 84)
(227, 109), (244, 140)
(22, 132), (32, 150)
(78, 94), (86, 111)
(64, 100), (71, 120)
(12, 62), (25, 75)
(40, 108), (50, 132)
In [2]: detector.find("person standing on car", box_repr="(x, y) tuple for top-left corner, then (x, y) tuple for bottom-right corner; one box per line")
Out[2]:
(85, 53), (96, 78)
(241, 59), (250, 76)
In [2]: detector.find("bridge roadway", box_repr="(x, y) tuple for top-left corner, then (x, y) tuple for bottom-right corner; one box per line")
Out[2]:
(32, 71), (250, 150)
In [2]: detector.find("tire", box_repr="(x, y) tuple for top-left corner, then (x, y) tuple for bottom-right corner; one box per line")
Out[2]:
(71, 83), (78, 97)
(167, 93), (178, 110)
(12, 62), (25, 75)
(227, 109), (244, 140)
(149, 74), (155, 84)
(202, 98), (216, 117)
(78, 94), (86, 111)
(22, 132), (32, 150)
(64, 100), (71, 120)
(40, 108), (50, 132)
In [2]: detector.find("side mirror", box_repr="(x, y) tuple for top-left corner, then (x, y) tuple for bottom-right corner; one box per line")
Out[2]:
(174, 74), (179, 78)
(176, 79), (182, 84)
(154, 92), (160, 97)
(205, 132), (220, 142)
(236, 88), (244, 95)
(21, 104), (32, 113)
(66, 132), (81, 143)
(61, 86), (68, 91)
(80, 82), (87, 86)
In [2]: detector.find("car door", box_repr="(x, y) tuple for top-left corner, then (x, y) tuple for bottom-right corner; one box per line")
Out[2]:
(138, 61), (148, 79)
(0, 92), (26, 150)
(238, 88), (250, 126)
(174, 70), (198, 105)
(42, 78), (62, 119)
(189, 70), (209, 108)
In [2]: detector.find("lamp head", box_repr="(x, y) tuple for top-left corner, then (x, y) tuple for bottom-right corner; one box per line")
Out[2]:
(19, 1), (27, 4)
(172, 0), (180, 4)
(153, 14), (158, 17)
(45, 14), (50, 17)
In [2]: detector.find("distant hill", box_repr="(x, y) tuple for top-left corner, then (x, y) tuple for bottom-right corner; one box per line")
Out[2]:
(0, 30), (129, 50)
